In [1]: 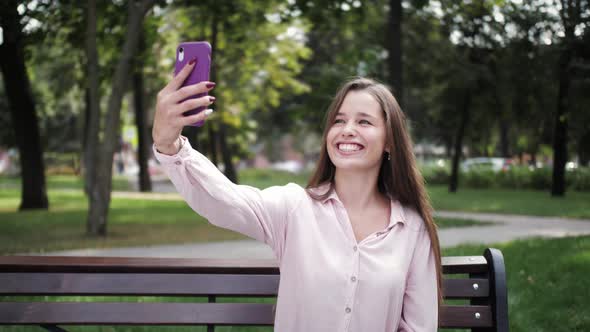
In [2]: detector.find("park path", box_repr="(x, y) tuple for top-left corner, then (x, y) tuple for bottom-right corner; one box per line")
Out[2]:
(43, 187), (590, 258)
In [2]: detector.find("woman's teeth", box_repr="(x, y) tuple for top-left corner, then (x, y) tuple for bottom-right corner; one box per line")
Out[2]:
(338, 144), (363, 152)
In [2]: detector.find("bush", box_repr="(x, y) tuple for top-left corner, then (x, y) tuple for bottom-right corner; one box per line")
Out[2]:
(422, 165), (590, 191)
(570, 167), (590, 191)
(529, 167), (552, 190)
(461, 169), (495, 189)
(496, 166), (532, 189)
(421, 165), (450, 185)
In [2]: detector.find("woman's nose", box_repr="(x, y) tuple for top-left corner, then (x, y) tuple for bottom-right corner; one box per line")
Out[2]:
(342, 122), (357, 136)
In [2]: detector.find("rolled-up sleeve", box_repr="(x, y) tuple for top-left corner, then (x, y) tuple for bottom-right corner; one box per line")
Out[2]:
(397, 225), (438, 332)
(153, 137), (302, 259)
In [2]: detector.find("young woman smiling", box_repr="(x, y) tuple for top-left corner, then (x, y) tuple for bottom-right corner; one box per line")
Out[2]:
(152, 60), (441, 332)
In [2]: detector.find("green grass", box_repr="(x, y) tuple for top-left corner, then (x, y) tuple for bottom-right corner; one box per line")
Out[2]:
(0, 174), (131, 191)
(443, 236), (590, 332)
(429, 185), (590, 219)
(0, 189), (247, 254)
(238, 168), (310, 188)
(1, 236), (588, 331)
(436, 218), (490, 228)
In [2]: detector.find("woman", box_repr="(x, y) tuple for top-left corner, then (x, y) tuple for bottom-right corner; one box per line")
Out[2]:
(152, 60), (442, 331)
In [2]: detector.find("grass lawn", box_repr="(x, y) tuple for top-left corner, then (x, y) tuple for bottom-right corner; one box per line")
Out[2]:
(428, 185), (590, 219)
(2, 236), (588, 331)
(0, 187), (480, 255)
(443, 236), (590, 332)
(0, 174), (131, 191)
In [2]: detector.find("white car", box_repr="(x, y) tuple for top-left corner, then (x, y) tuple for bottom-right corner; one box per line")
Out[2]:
(461, 157), (512, 172)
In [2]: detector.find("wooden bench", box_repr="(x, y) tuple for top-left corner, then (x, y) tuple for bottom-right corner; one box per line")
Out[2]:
(0, 248), (509, 331)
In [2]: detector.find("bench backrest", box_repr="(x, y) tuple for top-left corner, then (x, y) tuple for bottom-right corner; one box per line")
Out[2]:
(0, 248), (508, 331)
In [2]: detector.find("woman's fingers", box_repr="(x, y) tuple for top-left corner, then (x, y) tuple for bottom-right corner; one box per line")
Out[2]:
(173, 95), (215, 115)
(179, 109), (214, 126)
(170, 81), (215, 104)
(161, 59), (196, 94)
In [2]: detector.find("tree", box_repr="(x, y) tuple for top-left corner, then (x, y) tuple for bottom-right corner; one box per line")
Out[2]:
(0, 0), (49, 210)
(133, 27), (152, 192)
(155, 1), (310, 182)
(86, 0), (156, 236)
(551, 0), (589, 196)
(84, 0), (100, 198)
(437, 0), (499, 192)
(387, 0), (403, 105)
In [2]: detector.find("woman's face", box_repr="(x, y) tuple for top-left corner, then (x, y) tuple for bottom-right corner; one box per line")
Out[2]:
(326, 90), (388, 173)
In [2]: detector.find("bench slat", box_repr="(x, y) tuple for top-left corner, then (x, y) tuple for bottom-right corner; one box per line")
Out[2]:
(442, 256), (488, 274)
(0, 302), (274, 325)
(0, 256), (487, 274)
(443, 278), (489, 298)
(440, 305), (493, 328)
(0, 257), (279, 274)
(0, 273), (490, 299)
(0, 302), (492, 328)
(0, 273), (280, 296)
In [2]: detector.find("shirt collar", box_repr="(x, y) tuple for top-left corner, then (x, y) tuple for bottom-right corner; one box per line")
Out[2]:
(312, 183), (406, 226)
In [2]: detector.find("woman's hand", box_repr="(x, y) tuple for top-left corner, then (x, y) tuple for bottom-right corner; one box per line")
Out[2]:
(152, 60), (215, 155)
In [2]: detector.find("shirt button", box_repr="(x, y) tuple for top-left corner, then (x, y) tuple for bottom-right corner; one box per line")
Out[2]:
(174, 161), (181, 165)
(350, 276), (357, 282)
(353, 245), (358, 252)
(345, 307), (352, 314)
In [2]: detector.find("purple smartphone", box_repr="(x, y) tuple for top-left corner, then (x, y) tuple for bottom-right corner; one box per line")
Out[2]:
(174, 41), (212, 127)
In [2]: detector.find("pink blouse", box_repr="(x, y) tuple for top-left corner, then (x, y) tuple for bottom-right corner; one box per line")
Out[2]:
(153, 137), (438, 331)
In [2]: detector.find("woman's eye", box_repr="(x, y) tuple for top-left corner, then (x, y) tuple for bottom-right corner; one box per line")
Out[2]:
(334, 119), (345, 124)
(359, 120), (371, 125)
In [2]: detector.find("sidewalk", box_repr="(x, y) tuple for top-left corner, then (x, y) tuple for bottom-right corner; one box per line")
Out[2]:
(43, 208), (590, 259)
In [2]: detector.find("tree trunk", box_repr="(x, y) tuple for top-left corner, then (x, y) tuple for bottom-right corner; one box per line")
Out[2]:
(387, 0), (403, 106)
(133, 27), (152, 192)
(579, 131), (590, 167)
(449, 90), (471, 193)
(551, 47), (572, 197)
(87, 0), (155, 236)
(84, 0), (101, 199)
(499, 120), (510, 158)
(208, 125), (218, 165)
(183, 126), (200, 152)
(0, 0), (48, 210)
(206, 14), (218, 166)
(209, 13), (237, 183)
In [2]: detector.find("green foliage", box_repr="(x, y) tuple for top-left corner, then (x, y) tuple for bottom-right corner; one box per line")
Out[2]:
(460, 169), (495, 189)
(421, 164), (450, 186)
(570, 167), (590, 192)
(421, 165), (590, 192)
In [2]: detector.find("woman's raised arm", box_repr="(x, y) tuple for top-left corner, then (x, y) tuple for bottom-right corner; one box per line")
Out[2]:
(151, 62), (302, 260)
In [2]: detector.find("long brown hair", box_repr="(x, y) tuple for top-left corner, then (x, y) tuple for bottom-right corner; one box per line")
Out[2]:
(306, 77), (443, 306)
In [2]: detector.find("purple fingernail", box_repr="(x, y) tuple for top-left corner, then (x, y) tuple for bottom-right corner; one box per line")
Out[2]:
(189, 57), (197, 65)
(209, 96), (216, 102)
(206, 82), (216, 89)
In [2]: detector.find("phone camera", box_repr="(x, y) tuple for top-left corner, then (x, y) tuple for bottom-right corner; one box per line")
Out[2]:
(179, 47), (184, 53)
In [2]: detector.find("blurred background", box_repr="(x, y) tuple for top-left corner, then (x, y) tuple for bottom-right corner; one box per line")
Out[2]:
(0, 1), (589, 330)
